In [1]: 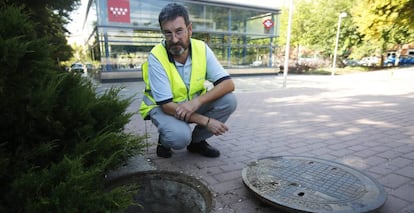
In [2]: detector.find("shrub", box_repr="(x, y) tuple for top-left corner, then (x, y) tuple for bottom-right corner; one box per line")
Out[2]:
(0, 5), (145, 212)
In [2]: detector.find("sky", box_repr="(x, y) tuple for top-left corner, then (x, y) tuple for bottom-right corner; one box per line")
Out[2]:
(66, 0), (287, 45)
(66, 0), (89, 45)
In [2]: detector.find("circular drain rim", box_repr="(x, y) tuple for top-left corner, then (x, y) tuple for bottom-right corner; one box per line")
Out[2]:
(242, 156), (387, 213)
(106, 170), (214, 213)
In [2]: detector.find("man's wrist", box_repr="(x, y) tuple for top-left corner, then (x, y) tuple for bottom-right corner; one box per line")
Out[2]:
(205, 117), (210, 127)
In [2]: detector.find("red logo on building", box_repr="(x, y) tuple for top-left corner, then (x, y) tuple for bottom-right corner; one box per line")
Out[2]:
(263, 19), (274, 29)
(107, 0), (130, 23)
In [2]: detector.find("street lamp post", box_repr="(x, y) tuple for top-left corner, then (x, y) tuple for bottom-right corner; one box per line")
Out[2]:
(282, 0), (293, 88)
(331, 12), (347, 76)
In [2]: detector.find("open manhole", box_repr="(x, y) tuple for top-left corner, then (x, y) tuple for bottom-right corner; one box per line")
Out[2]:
(242, 156), (387, 213)
(107, 170), (213, 213)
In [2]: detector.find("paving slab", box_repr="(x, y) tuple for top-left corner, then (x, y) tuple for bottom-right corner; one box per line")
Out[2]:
(101, 67), (414, 213)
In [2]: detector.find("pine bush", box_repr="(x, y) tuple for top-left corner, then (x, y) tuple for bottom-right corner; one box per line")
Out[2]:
(0, 5), (145, 212)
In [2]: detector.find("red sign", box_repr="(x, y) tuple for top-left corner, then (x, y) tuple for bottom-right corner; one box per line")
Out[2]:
(263, 19), (274, 29)
(107, 0), (130, 23)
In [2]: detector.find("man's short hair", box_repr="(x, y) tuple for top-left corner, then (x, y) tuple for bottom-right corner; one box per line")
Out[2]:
(158, 3), (191, 28)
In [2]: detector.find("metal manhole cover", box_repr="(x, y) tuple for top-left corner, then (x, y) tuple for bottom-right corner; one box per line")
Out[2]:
(242, 156), (387, 213)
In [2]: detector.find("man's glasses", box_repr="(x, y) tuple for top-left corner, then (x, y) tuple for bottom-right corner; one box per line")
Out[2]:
(163, 28), (187, 40)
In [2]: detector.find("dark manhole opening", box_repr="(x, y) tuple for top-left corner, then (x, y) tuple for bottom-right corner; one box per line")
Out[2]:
(107, 170), (213, 213)
(242, 156), (387, 213)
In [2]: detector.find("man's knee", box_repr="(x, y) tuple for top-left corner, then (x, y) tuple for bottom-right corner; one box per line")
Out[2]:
(160, 125), (192, 150)
(220, 93), (238, 113)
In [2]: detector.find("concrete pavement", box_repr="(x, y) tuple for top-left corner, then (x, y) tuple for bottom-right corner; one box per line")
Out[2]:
(102, 67), (414, 212)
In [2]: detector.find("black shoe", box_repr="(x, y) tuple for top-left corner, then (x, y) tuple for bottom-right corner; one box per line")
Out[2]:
(187, 140), (220, 158)
(157, 142), (172, 158)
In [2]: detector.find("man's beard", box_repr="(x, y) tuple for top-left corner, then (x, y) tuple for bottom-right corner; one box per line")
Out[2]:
(167, 41), (188, 56)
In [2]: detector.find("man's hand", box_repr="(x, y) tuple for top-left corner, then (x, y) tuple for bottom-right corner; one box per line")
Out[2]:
(175, 98), (201, 121)
(206, 118), (229, 136)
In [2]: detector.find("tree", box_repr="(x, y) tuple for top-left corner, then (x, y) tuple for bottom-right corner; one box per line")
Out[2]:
(399, 0), (414, 25)
(351, 0), (414, 63)
(278, 0), (359, 62)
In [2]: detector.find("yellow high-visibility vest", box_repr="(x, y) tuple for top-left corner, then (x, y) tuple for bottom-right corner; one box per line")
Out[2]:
(139, 39), (207, 119)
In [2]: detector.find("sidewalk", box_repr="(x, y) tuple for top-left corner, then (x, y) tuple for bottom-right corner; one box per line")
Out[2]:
(107, 68), (414, 212)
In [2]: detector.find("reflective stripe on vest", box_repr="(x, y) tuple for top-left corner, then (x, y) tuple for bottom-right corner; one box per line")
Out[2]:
(139, 39), (207, 119)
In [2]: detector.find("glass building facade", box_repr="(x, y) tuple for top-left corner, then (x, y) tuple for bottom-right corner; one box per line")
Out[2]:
(83, 0), (281, 73)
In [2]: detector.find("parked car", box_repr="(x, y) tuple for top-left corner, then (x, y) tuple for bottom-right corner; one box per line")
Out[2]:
(399, 55), (414, 65)
(384, 55), (414, 66)
(358, 57), (379, 66)
(70, 63), (84, 73)
(84, 62), (95, 73)
(343, 59), (359, 67)
(384, 56), (396, 66)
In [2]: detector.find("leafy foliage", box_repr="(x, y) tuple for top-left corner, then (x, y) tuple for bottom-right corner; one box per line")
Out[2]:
(278, 0), (414, 64)
(352, 0), (414, 55)
(0, 5), (145, 212)
(2, 0), (79, 63)
(279, 0), (358, 57)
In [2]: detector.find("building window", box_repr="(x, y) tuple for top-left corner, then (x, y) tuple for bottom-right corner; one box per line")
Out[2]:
(85, 0), (280, 71)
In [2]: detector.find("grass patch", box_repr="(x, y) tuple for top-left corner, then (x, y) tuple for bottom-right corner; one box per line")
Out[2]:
(306, 66), (382, 75)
